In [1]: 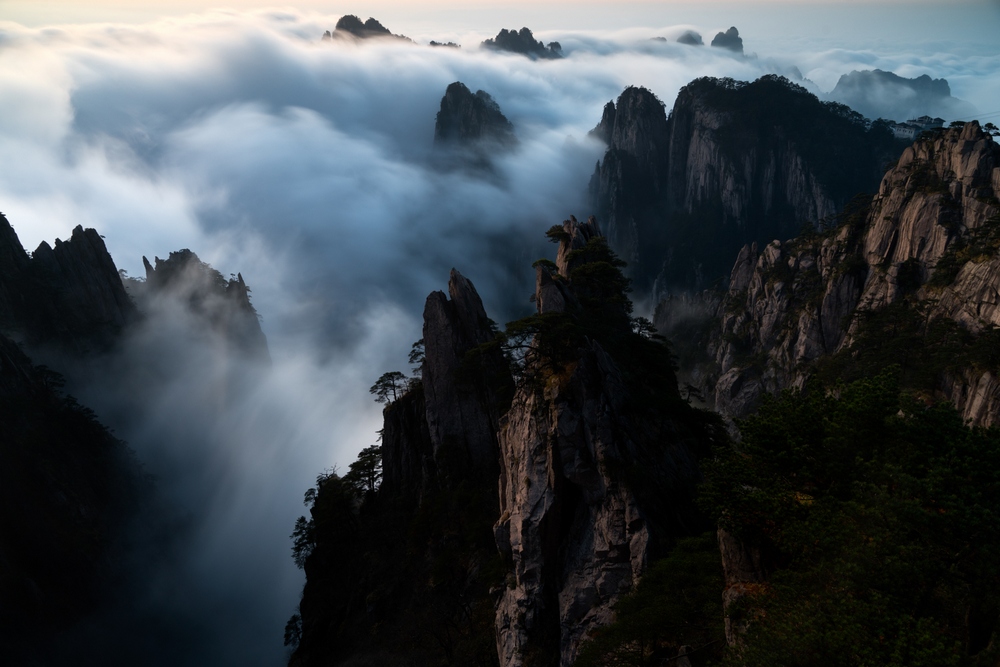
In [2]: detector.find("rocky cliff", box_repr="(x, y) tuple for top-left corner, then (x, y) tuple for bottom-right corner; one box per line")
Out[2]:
(706, 121), (1000, 422)
(590, 75), (904, 292)
(324, 15), (411, 42)
(423, 268), (511, 480)
(435, 82), (517, 150)
(291, 219), (720, 667)
(491, 217), (715, 667)
(709, 27), (743, 54)
(481, 28), (561, 59)
(290, 269), (510, 667)
(128, 249), (269, 361)
(0, 214), (135, 353)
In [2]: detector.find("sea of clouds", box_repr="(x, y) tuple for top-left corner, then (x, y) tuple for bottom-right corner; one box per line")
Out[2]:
(1, 7), (998, 665)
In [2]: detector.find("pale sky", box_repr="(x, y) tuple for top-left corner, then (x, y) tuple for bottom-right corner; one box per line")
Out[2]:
(4, 0), (999, 43)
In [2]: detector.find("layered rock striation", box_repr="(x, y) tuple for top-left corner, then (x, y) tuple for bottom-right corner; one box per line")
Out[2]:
(493, 217), (712, 667)
(705, 121), (1000, 422)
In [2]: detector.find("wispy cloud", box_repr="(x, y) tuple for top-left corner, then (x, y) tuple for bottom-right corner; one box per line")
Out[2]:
(0, 7), (996, 663)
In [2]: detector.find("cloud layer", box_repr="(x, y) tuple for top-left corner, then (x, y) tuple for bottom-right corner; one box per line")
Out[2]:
(1, 7), (998, 665)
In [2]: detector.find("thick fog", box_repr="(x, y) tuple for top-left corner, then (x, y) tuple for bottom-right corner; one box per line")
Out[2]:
(1, 6), (998, 665)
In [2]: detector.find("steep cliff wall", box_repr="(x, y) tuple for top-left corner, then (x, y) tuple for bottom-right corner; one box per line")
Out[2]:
(435, 82), (517, 149)
(706, 121), (1000, 422)
(0, 214), (135, 353)
(423, 269), (511, 481)
(590, 75), (903, 292)
(292, 220), (719, 667)
(494, 217), (713, 667)
(291, 269), (510, 667)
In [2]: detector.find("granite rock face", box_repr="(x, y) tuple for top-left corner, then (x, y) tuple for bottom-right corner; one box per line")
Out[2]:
(705, 122), (1000, 422)
(494, 217), (705, 667)
(590, 75), (902, 292)
(422, 268), (510, 481)
(588, 87), (669, 271)
(494, 337), (651, 667)
(0, 214), (135, 353)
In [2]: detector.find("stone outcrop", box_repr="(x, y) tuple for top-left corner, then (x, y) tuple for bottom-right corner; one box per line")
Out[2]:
(130, 249), (269, 361)
(325, 15), (411, 42)
(434, 82), (517, 149)
(290, 269), (512, 667)
(481, 27), (561, 59)
(710, 27), (743, 54)
(422, 268), (510, 481)
(705, 121), (1000, 422)
(590, 75), (903, 292)
(588, 87), (669, 273)
(379, 388), (434, 501)
(859, 121), (1000, 310)
(494, 217), (705, 667)
(0, 214), (135, 353)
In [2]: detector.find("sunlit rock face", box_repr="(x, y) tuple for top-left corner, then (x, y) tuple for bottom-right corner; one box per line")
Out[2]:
(704, 122), (1000, 423)
(494, 217), (707, 667)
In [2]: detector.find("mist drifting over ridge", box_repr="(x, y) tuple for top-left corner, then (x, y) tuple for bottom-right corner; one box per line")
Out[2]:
(1, 5), (999, 665)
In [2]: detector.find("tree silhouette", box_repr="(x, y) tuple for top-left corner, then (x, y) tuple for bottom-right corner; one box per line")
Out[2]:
(343, 445), (382, 494)
(369, 371), (407, 404)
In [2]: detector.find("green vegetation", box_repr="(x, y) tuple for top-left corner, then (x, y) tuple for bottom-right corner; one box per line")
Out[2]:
(701, 372), (1000, 666)
(929, 214), (1000, 288)
(574, 533), (725, 666)
(815, 300), (1000, 394)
